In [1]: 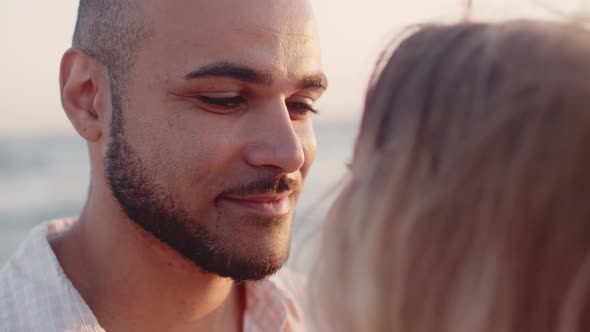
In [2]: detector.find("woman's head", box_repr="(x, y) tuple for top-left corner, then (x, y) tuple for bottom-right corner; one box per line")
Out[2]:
(315, 21), (590, 332)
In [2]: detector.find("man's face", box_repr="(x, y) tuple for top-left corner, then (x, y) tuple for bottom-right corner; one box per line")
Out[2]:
(104, 0), (325, 281)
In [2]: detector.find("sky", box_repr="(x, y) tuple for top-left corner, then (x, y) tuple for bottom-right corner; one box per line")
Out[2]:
(0, 0), (587, 136)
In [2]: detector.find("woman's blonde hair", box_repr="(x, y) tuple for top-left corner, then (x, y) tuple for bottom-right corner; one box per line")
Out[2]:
(313, 20), (590, 332)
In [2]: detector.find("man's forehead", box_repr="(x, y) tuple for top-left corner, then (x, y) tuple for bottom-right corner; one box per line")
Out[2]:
(139, 0), (322, 82)
(147, 0), (317, 32)
(144, 0), (320, 52)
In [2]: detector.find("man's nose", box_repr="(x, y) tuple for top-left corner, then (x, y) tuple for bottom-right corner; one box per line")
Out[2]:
(243, 101), (305, 174)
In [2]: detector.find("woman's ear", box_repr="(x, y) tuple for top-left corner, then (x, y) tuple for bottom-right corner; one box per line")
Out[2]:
(60, 48), (109, 142)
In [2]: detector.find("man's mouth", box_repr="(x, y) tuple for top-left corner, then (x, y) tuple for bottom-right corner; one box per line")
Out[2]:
(219, 192), (293, 216)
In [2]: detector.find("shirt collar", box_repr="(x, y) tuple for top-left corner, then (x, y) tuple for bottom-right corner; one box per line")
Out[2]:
(6, 218), (304, 332)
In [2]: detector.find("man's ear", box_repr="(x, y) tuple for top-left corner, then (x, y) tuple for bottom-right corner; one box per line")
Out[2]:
(60, 48), (110, 142)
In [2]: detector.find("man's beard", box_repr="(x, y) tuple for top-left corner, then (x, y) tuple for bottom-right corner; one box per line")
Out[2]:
(104, 104), (295, 281)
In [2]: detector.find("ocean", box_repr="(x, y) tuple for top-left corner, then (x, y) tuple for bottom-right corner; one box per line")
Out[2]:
(0, 121), (359, 272)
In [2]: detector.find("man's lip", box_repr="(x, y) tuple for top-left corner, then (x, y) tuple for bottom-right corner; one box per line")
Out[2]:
(218, 192), (294, 216)
(221, 191), (293, 203)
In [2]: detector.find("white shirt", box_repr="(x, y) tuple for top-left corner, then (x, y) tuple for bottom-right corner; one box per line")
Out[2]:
(0, 219), (305, 332)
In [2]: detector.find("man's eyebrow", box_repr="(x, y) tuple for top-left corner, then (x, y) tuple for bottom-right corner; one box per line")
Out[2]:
(298, 73), (328, 90)
(184, 61), (273, 85)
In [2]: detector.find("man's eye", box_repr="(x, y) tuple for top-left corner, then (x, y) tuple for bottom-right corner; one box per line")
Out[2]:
(287, 101), (319, 117)
(194, 95), (247, 111)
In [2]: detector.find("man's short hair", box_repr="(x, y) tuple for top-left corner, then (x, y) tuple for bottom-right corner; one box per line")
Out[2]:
(72, 0), (149, 91)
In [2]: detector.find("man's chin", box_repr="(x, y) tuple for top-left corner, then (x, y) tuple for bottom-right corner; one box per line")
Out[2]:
(171, 219), (291, 281)
(190, 249), (290, 282)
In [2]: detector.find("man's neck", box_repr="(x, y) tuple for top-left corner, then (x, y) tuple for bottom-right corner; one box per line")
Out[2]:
(50, 183), (245, 332)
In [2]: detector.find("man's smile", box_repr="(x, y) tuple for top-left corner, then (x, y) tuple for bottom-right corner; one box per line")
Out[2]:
(218, 191), (294, 217)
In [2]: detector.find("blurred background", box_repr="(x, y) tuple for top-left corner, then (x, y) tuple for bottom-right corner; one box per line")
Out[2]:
(0, 0), (587, 269)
